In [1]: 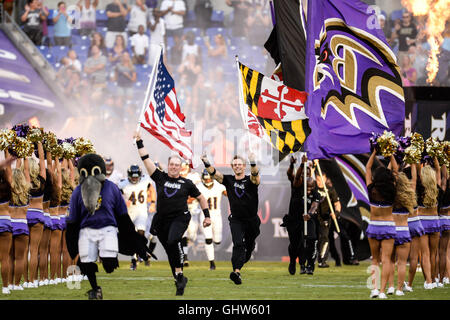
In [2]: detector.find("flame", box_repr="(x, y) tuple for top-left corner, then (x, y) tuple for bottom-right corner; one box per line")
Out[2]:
(401, 0), (450, 84)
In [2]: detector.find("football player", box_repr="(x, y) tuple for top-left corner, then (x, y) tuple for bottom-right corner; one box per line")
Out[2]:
(119, 164), (153, 270)
(197, 170), (227, 270)
(180, 161), (201, 267)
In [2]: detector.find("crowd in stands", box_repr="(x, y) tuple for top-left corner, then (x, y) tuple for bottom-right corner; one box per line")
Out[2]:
(15, 0), (450, 134)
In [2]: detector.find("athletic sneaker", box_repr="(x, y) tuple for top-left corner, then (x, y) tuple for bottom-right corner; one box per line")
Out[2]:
(2, 287), (10, 295)
(387, 287), (395, 295)
(209, 261), (216, 271)
(318, 262), (329, 268)
(229, 271), (242, 285)
(395, 290), (404, 296)
(299, 265), (307, 275)
(12, 285), (23, 291)
(288, 261), (296, 275)
(144, 260), (150, 267)
(175, 273), (188, 296)
(130, 258), (137, 271)
(87, 287), (103, 300)
(370, 289), (379, 298)
(378, 292), (387, 299)
(306, 266), (314, 275)
(403, 282), (413, 292)
(335, 260), (342, 267)
(436, 282), (444, 288)
(443, 277), (449, 285)
(424, 282), (433, 290)
(22, 282), (29, 288)
(49, 279), (56, 285)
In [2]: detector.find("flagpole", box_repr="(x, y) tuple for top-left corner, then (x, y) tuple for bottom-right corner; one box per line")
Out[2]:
(314, 159), (341, 233)
(136, 44), (163, 135)
(303, 153), (308, 237)
(235, 55), (253, 153)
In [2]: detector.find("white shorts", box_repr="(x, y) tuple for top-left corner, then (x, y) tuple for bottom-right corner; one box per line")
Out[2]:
(145, 211), (156, 239)
(129, 211), (147, 232)
(185, 214), (199, 242)
(200, 211), (223, 243)
(78, 226), (119, 263)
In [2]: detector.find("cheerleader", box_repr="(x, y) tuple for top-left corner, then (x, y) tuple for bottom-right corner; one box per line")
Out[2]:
(38, 166), (53, 286)
(48, 154), (63, 284)
(9, 157), (31, 290)
(404, 164), (428, 291)
(0, 151), (13, 294)
(365, 150), (397, 299)
(417, 158), (441, 289)
(387, 162), (416, 296)
(60, 159), (75, 281)
(24, 141), (46, 288)
(438, 165), (449, 286)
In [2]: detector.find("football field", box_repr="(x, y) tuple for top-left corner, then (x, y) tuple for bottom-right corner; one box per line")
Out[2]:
(1, 260), (449, 301)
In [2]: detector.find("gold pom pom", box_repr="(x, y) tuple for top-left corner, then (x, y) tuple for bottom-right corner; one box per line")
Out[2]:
(0, 129), (17, 151)
(376, 130), (399, 157)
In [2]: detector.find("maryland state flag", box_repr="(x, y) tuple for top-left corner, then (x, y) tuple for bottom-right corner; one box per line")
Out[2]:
(237, 61), (310, 162)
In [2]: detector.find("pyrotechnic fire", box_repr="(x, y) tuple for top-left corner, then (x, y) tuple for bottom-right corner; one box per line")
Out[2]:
(401, 0), (450, 84)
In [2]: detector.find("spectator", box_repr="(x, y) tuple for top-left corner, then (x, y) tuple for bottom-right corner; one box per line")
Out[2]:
(21, 0), (46, 45)
(392, 11), (418, 60)
(177, 53), (201, 85)
(56, 57), (81, 97)
(225, 0), (251, 37)
(105, 0), (130, 49)
(108, 34), (126, 67)
(378, 14), (393, 46)
(159, 0), (186, 44)
(37, 0), (50, 46)
(148, 9), (166, 65)
(52, 1), (73, 47)
(205, 33), (227, 58)
(83, 44), (108, 104)
(113, 52), (136, 115)
(89, 31), (108, 57)
(77, 0), (99, 36)
(130, 25), (149, 65)
(194, 0), (213, 35)
(400, 54), (417, 87)
(182, 31), (200, 61)
(67, 49), (82, 73)
(245, 1), (270, 46)
(127, 0), (148, 37)
(3, 0), (14, 17)
(169, 33), (183, 66)
(409, 44), (428, 84)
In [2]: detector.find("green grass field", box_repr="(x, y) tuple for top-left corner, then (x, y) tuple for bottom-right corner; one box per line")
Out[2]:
(1, 260), (449, 300)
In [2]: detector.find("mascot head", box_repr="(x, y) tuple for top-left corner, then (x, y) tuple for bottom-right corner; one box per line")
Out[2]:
(77, 153), (106, 215)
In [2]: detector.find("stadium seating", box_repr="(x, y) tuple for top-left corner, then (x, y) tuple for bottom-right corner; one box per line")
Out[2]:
(96, 10), (108, 27)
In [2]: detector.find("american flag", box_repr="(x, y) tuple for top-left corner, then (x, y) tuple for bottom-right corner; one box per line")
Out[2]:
(139, 53), (193, 161)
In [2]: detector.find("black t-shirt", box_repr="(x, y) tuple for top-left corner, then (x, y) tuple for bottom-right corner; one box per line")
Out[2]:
(317, 186), (339, 218)
(151, 169), (201, 219)
(397, 22), (417, 52)
(222, 174), (258, 220)
(288, 184), (320, 220)
(106, 3), (128, 32)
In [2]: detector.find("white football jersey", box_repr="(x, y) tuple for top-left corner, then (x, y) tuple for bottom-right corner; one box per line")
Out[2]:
(197, 182), (226, 214)
(185, 171), (201, 213)
(119, 175), (151, 217)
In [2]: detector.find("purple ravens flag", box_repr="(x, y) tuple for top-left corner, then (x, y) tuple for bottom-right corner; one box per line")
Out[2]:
(304, 0), (405, 159)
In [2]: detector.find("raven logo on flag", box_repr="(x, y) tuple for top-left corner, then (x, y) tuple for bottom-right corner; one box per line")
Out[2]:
(237, 61), (310, 162)
(305, 0), (406, 159)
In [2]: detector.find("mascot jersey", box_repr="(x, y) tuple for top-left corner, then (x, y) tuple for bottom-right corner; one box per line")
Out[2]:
(69, 180), (128, 228)
(118, 175), (151, 219)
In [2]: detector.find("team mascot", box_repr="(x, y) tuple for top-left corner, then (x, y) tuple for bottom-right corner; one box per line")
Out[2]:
(66, 154), (151, 299)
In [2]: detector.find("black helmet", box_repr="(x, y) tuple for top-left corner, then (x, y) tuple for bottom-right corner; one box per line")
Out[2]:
(127, 164), (142, 183)
(201, 169), (213, 188)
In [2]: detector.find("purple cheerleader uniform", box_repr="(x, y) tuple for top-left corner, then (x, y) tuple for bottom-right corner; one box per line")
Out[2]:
(0, 215), (12, 233)
(408, 215), (425, 238)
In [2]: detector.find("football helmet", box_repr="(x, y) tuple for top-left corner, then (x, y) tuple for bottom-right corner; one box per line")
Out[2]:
(127, 164), (142, 184)
(201, 169), (214, 188)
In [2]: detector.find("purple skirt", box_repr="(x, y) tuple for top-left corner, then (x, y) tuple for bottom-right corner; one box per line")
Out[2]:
(440, 215), (450, 232)
(408, 217), (425, 238)
(59, 215), (66, 230)
(27, 208), (45, 225)
(0, 216), (12, 233)
(366, 221), (397, 240)
(43, 212), (53, 230)
(394, 227), (411, 246)
(50, 216), (62, 231)
(11, 218), (29, 236)
(420, 216), (441, 234)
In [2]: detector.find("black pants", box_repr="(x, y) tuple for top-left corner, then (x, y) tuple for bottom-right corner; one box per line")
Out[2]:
(156, 213), (191, 276)
(229, 215), (260, 271)
(24, 27), (43, 46)
(329, 218), (357, 263)
(286, 215), (318, 268)
(317, 216), (331, 263)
